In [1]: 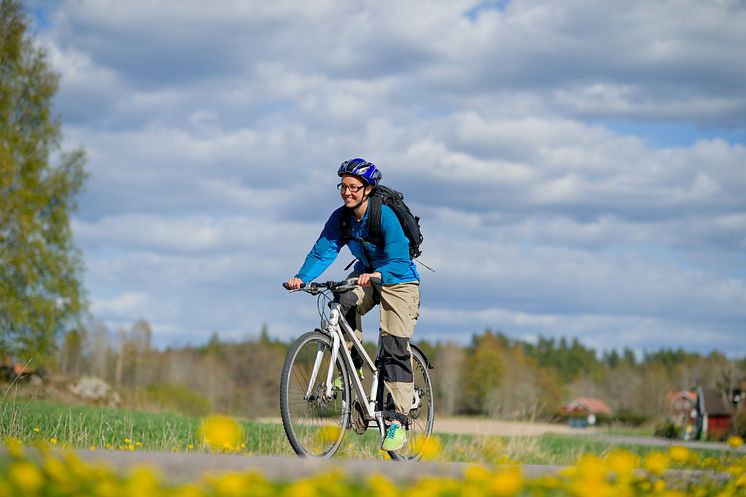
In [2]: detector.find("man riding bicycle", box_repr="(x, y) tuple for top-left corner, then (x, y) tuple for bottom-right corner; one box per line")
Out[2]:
(286, 158), (420, 452)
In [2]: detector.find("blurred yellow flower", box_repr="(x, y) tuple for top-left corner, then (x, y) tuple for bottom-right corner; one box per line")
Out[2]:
(727, 435), (744, 449)
(412, 434), (441, 460)
(200, 415), (244, 452)
(32, 427), (40, 433)
(8, 461), (43, 493)
(491, 467), (524, 497)
(127, 467), (159, 495)
(286, 480), (316, 497)
(49, 437), (57, 445)
(576, 454), (606, 482)
(606, 449), (638, 479)
(668, 445), (690, 463)
(368, 474), (397, 496)
(213, 472), (246, 497)
(643, 451), (669, 475)
(318, 425), (342, 443)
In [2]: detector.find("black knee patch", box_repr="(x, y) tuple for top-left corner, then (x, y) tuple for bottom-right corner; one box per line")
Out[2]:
(335, 290), (358, 331)
(380, 335), (413, 383)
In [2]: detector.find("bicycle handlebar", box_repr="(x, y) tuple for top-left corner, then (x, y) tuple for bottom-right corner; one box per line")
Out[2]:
(282, 277), (382, 293)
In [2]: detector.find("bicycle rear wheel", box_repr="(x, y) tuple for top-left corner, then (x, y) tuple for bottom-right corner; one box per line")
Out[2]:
(280, 330), (350, 457)
(388, 346), (435, 460)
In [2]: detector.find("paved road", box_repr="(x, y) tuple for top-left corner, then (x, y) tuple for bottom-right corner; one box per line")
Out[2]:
(5, 448), (731, 486)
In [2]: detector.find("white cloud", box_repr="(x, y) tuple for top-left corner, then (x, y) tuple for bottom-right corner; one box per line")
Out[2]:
(27, 0), (746, 354)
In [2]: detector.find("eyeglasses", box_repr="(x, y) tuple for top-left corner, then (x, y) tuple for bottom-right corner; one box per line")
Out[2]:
(337, 183), (365, 193)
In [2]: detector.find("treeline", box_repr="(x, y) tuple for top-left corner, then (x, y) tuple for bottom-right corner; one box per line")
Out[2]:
(52, 322), (746, 422)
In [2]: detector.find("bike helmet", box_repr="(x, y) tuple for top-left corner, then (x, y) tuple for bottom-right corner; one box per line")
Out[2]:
(337, 158), (382, 186)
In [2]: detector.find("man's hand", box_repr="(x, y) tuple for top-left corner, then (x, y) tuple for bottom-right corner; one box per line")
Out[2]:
(286, 277), (305, 290)
(357, 272), (382, 287)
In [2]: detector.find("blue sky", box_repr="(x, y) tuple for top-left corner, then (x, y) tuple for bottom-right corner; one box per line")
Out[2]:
(29, 0), (746, 355)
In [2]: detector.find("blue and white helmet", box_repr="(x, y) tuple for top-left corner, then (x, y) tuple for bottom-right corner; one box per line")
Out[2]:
(337, 158), (382, 186)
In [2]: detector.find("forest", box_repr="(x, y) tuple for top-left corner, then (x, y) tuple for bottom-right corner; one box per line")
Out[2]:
(48, 319), (746, 424)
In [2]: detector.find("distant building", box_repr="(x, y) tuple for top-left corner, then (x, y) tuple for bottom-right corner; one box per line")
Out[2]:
(558, 397), (614, 427)
(695, 387), (733, 441)
(667, 390), (698, 439)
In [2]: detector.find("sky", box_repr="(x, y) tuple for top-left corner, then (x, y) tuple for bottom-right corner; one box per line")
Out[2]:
(27, 0), (746, 355)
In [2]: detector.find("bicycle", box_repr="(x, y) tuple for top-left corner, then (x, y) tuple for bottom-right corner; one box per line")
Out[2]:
(279, 278), (435, 460)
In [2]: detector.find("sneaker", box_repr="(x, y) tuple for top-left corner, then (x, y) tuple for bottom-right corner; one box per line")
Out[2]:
(381, 422), (406, 451)
(332, 368), (363, 390)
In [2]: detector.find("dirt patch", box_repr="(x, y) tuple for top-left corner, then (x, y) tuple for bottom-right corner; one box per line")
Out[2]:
(257, 416), (594, 436)
(433, 417), (595, 436)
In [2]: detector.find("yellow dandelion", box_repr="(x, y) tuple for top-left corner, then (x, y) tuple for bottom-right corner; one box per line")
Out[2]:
(727, 435), (744, 449)
(643, 451), (669, 475)
(653, 479), (666, 493)
(9, 461), (43, 494)
(128, 444), (135, 451)
(491, 467), (524, 497)
(49, 437), (57, 445)
(213, 473), (247, 497)
(606, 449), (639, 479)
(126, 467), (159, 495)
(136, 441), (142, 447)
(286, 480), (316, 497)
(105, 443), (112, 450)
(200, 415), (244, 452)
(187, 444), (193, 450)
(411, 434), (441, 460)
(668, 445), (690, 464)
(318, 425), (342, 443)
(368, 474), (398, 495)
(124, 438), (131, 444)
(33, 427), (40, 433)
(576, 454), (607, 482)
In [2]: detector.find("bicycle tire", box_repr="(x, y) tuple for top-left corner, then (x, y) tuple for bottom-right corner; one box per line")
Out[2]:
(280, 330), (350, 457)
(388, 346), (435, 460)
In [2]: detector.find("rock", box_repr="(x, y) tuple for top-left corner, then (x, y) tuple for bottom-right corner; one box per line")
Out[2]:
(69, 376), (121, 407)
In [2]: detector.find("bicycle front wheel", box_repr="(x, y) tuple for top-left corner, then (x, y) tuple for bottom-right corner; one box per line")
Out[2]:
(388, 346), (435, 461)
(280, 330), (350, 457)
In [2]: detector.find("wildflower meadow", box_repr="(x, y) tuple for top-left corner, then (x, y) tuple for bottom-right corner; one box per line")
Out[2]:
(2, 400), (745, 497)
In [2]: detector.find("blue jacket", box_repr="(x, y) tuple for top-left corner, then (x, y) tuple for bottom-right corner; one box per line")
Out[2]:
(295, 204), (420, 285)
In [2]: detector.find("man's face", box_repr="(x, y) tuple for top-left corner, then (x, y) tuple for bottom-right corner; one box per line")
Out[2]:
(339, 175), (370, 208)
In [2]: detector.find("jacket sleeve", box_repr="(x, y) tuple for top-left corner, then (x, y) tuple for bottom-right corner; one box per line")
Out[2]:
(375, 207), (414, 284)
(295, 208), (346, 284)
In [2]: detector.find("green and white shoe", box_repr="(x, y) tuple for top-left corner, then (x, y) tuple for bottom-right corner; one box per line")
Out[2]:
(381, 422), (406, 451)
(332, 368), (364, 390)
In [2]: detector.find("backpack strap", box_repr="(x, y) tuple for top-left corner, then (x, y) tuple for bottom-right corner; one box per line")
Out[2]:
(340, 207), (353, 242)
(366, 194), (384, 247)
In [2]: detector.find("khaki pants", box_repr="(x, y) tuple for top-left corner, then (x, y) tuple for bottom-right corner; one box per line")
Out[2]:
(341, 281), (420, 417)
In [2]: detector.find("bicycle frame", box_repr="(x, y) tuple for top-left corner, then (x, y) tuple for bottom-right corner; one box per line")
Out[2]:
(308, 300), (387, 434)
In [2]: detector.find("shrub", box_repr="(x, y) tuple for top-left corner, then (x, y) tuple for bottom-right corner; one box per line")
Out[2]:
(653, 420), (680, 439)
(144, 384), (211, 417)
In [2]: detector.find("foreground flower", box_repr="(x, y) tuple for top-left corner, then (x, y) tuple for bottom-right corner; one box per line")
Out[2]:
(199, 415), (244, 452)
(727, 435), (744, 449)
(643, 451), (669, 475)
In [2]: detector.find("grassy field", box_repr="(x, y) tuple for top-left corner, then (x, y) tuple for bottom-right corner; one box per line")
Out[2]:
(1, 399), (738, 467)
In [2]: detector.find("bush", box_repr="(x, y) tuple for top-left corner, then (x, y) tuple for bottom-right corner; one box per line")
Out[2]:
(653, 420), (680, 439)
(614, 410), (648, 427)
(144, 384), (211, 417)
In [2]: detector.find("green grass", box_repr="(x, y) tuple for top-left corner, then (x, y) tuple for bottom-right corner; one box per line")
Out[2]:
(0, 399), (290, 454)
(0, 399), (735, 467)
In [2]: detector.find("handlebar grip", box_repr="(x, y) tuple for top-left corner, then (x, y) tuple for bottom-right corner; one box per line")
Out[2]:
(283, 282), (305, 290)
(369, 277), (382, 287)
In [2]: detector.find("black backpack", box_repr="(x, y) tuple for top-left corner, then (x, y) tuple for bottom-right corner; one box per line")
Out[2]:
(340, 184), (423, 260)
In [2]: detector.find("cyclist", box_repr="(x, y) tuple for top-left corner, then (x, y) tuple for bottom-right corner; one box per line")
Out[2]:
(286, 158), (420, 452)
